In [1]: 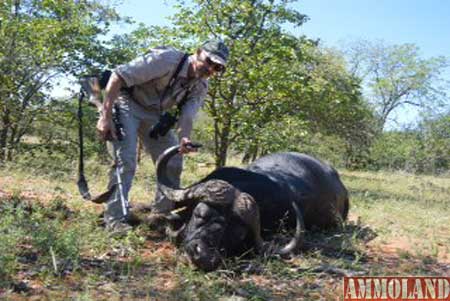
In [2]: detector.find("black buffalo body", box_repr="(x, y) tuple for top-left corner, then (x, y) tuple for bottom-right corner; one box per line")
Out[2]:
(156, 147), (349, 271)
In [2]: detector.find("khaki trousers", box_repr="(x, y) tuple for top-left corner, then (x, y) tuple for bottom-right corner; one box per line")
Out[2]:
(104, 98), (182, 223)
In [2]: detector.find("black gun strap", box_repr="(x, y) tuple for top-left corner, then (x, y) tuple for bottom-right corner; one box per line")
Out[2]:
(160, 53), (190, 107)
(77, 89), (91, 200)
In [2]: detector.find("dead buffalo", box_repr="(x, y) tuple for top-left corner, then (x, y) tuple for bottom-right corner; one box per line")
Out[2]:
(155, 145), (349, 272)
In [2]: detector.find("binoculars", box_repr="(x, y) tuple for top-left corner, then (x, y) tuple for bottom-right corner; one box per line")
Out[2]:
(149, 112), (178, 139)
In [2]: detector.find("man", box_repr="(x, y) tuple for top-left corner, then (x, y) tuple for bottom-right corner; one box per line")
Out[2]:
(96, 40), (229, 230)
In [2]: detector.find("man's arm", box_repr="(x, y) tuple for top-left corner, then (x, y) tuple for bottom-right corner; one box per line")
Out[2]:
(177, 93), (206, 154)
(96, 72), (125, 141)
(177, 79), (207, 153)
(177, 114), (194, 154)
(177, 113), (193, 141)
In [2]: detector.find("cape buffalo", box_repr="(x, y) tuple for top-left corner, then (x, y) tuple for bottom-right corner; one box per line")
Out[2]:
(156, 145), (349, 272)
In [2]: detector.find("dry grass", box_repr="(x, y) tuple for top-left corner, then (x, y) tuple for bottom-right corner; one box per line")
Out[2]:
(341, 170), (450, 264)
(0, 153), (449, 300)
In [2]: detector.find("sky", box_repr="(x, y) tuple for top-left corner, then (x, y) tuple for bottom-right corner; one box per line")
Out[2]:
(115, 0), (450, 58)
(295, 0), (450, 57)
(59, 0), (450, 128)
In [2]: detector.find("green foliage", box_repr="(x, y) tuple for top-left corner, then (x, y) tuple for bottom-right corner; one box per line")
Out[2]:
(0, 199), (25, 286)
(295, 133), (348, 167)
(6, 96), (107, 180)
(299, 48), (377, 168)
(102, 23), (164, 68)
(160, 0), (373, 167)
(190, 110), (216, 152)
(418, 112), (450, 173)
(158, 0), (310, 166)
(0, 197), (112, 287)
(369, 131), (422, 172)
(235, 47), (376, 168)
(368, 112), (450, 174)
(0, 0), (120, 162)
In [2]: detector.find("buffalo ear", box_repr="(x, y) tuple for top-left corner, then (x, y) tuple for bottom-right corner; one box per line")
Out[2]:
(231, 192), (264, 251)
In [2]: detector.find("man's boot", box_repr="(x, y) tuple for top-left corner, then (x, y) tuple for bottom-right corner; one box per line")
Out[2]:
(104, 189), (132, 236)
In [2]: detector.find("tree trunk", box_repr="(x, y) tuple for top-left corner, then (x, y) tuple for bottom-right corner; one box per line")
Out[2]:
(7, 124), (17, 161)
(242, 150), (251, 164)
(0, 126), (8, 162)
(214, 118), (231, 168)
(0, 110), (11, 161)
(242, 144), (259, 164)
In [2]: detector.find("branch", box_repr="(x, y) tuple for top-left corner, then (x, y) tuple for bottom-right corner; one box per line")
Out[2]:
(205, 0), (223, 31)
(247, 6), (271, 56)
(403, 100), (422, 107)
(229, 0), (259, 40)
(229, 131), (240, 144)
(21, 72), (60, 111)
(206, 87), (219, 118)
(217, 78), (233, 103)
(14, 114), (36, 146)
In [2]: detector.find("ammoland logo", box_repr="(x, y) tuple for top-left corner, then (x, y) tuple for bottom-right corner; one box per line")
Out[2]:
(343, 277), (450, 301)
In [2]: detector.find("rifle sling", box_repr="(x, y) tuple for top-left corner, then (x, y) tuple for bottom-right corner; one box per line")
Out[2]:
(77, 89), (91, 200)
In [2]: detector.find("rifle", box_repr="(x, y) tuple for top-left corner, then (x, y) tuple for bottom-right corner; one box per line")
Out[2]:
(77, 51), (188, 208)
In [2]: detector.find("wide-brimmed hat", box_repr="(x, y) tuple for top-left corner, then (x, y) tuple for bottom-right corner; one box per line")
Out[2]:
(201, 40), (229, 66)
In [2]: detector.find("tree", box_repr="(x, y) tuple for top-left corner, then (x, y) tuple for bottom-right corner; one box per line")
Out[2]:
(290, 47), (376, 168)
(0, 0), (120, 161)
(344, 39), (449, 131)
(236, 46), (376, 168)
(417, 111), (450, 173)
(126, 1), (376, 167)
(159, 0), (313, 166)
(368, 111), (450, 174)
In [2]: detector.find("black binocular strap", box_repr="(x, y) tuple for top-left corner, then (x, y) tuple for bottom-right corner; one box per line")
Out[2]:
(159, 53), (189, 104)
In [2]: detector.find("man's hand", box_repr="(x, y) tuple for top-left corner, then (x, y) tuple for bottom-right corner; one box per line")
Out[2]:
(96, 72), (125, 141)
(179, 137), (197, 154)
(96, 114), (117, 141)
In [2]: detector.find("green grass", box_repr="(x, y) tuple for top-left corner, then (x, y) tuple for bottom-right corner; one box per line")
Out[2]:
(342, 170), (449, 261)
(0, 153), (449, 300)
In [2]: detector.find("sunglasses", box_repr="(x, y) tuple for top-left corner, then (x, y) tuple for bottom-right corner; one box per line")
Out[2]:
(205, 56), (225, 73)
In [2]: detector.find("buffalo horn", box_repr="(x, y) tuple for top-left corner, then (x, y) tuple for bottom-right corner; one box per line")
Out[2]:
(156, 145), (236, 206)
(276, 200), (305, 255)
(156, 145), (191, 202)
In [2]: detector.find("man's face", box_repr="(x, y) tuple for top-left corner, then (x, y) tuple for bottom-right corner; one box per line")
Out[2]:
(192, 49), (225, 79)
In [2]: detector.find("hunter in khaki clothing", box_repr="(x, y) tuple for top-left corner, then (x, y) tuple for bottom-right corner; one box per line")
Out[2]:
(95, 41), (229, 231)
(116, 46), (208, 122)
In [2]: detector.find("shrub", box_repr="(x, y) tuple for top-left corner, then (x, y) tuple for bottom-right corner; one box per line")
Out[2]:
(0, 201), (25, 286)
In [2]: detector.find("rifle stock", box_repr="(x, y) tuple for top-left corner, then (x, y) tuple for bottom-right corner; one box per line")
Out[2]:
(79, 77), (103, 111)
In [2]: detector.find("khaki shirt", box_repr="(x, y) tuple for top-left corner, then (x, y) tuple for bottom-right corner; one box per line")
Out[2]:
(115, 46), (208, 120)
